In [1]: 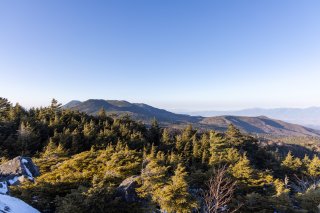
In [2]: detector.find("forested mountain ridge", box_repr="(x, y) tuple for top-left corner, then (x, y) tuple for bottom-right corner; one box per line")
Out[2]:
(186, 107), (320, 130)
(64, 99), (200, 124)
(1, 97), (320, 212)
(200, 115), (320, 137)
(64, 99), (320, 137)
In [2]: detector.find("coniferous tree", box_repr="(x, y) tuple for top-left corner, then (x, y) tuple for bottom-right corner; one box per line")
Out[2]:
(17, 121), (40, 155)
(192, 136), (201, 160)
(200, 133), (210, 164)
(159, 164), (197, 213)
(209, 131), (226, 165)
(50, 98), (62, 111)
(5, 96), (320, 213)
(43, 138), (67, 157)
(182, 124), (194, 141)
(225, 124), (246, 148)
(302, 154), (311, 173)
(272, 179), (293, 211)
(226, 147), (241, 164)
(43, 138), (58, 157)
(308, 155), (320, 178)
(161, 128), (171, 145)
(281, 151), (302, 171)
(0, 97), (11, 120)
(98, 107), (107, 120)
(231, 154), (253, 181)
(8, 103), (24, 123)
(137, 156), (169, 202)
(149, 119), (161, 145)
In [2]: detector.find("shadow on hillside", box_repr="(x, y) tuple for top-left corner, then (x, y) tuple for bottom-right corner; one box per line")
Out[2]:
(228, 117), (266, 134)
(264, 142), (316, 158)
(260, 118), (285, 129)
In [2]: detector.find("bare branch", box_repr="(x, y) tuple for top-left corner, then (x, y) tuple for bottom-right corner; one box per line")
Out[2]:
(202, 165), (240, 213)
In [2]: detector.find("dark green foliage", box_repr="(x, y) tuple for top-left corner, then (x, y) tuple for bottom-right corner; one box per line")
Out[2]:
(2, 97), (320, 212)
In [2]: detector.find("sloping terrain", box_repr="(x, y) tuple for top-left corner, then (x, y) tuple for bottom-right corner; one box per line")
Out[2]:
(64, 99), (320, 137)
(0, 157), (41, 213)
(187, 107), (320, 129)
(200, 116), (320, 137)
(65, 99), (201, 124)
(0, 194), (40, 213)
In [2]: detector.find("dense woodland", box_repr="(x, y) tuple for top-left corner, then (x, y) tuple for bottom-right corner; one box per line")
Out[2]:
(1, 97), (320, 213)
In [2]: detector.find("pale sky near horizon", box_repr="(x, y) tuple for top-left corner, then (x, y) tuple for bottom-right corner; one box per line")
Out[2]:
(1, 0), (320, 111)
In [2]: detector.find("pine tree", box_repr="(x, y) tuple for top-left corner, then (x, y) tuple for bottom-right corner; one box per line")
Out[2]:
(98, 107), (107, 120)
(200, 133), (210, 164)
(202, 150), (209, 164)
(43, 138), (67, 157)
(71, 128), (83, 154)
(192, 136), (201, 159)
(183, 135), (193, 163)
(8, 103), (24, 123)
(281, 151), (302, 171)
(149, 119), (161, 145)
(176, 125), (194, 152)
(308, 155), (320, 177)
(182, 124), (194, 142)
(226, 147), (241, 164)
(209, 131), (226, 165)
(43, 138), (58, 156)
(137, 157), (169, 201)
(168, 151), (182, 166)
(272, 179), (293, 211)
(302, 154), (311, 165)
(50, 98), (62, 111)
(103, 143), (142, 179)
(149, 143), (157, 159)
(225, 124), (245, 147)
(17, 121), (39, 155)
(0, 97), (11, 120)
(226, 124), (242, 139)
(302, 155), (311, 173)
(159, 164), (197, 213)
(231, 154), (253, 180)
(161, 128), (171, 145)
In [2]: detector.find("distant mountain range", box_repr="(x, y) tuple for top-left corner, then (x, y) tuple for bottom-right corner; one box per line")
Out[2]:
(63, 99), (320, 137)
(184, 108), (320, 130)
(63, 99), (200, 124)
(199, 116), (320, 137)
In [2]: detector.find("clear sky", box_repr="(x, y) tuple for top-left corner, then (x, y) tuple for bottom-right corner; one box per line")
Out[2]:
(1, 0), (320, 111)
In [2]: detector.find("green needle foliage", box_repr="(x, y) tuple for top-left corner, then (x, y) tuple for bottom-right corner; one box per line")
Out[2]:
(0, 97), (319, 213)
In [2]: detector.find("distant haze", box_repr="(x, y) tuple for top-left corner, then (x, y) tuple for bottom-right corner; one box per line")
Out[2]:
(63, 99), (320, 136)
(180, 107), (320, 130)
(1, 1), (320, 108)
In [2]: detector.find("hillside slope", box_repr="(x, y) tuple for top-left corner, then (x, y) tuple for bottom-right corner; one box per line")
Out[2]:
(200, 116), (320, 137)
(0, 195), (40, 213)
(65, 99), (201, 124)
(187, 107), (320, 129)
(64, 99), (320, 137)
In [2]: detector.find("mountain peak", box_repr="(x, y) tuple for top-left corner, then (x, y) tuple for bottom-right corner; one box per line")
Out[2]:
(63, 100), (82, 109)
(63, 99), (320, 137)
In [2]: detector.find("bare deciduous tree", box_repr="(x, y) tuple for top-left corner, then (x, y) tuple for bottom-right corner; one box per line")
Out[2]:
(291, 174), (320, 193)
(202, 165), (240, 213)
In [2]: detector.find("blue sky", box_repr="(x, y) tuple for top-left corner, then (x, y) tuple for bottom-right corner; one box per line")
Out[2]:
(0, 0), (319, 110)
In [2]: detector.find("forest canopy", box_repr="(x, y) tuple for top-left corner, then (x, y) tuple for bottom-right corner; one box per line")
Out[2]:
(0, 98), (320, 213)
